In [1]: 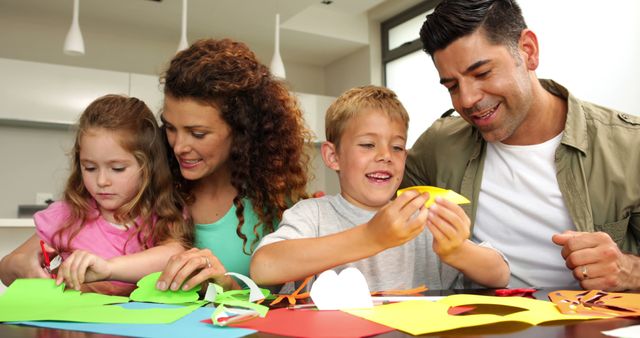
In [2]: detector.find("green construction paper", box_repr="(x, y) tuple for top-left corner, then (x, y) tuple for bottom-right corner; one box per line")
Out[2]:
(129, 272), (201, 304)
(0, 278), (202, 324)
(0, 278), (128, 308)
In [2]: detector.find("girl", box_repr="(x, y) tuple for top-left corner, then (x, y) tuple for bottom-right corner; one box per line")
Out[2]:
(0, 95), (192, 295)
(155, 38), (312, 292)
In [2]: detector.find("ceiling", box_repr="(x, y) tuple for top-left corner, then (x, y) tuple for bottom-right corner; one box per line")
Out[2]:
(0, 0), (419, 75)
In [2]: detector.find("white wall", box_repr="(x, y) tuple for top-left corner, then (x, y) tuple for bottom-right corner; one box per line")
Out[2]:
(325, 46), (371, 97)
(389, 0), (640, 148)
(0, 125), (73, 218)
(520, 0), (640, 115)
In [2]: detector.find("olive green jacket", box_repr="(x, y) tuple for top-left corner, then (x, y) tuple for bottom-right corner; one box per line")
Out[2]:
(402, 79), (640, 254)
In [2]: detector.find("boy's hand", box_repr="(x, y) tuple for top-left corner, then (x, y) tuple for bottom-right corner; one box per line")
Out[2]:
(55, 250), (111, 290)
(364, 190), (430, 250)
(426, 197), (471, 261)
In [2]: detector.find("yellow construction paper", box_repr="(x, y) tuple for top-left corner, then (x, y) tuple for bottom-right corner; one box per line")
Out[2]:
(397, 186), (470, 208)
(344, 294), (604, 336)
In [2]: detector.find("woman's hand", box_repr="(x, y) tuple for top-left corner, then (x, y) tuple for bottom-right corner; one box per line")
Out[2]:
(155, 248), (239, 292)
(55, 250), (111, 290)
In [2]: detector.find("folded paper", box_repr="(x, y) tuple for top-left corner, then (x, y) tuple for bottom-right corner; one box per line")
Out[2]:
(397, 186), (470, 207)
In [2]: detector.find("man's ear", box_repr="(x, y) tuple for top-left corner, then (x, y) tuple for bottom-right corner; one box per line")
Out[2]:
(321, 141), (340, 171)
(519, 29), (539, 71)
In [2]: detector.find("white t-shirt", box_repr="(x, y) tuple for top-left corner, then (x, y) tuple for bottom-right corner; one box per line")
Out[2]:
(473, 133), (578, 288)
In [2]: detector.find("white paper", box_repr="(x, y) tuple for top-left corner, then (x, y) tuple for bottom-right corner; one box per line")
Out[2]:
(310, 267), (373, 310)
(602, 324), (640, 338)
(225, 272), (265, 302)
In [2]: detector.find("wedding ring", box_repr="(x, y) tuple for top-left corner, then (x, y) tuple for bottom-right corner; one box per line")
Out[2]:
(204, 257), (212, 268)
(581, 266), (588, 279)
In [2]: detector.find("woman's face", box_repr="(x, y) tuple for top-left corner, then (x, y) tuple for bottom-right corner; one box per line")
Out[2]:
(161, 95), (233, 182)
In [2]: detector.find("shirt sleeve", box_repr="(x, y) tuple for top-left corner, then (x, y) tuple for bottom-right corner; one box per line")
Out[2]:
(34, 201), (71, 246)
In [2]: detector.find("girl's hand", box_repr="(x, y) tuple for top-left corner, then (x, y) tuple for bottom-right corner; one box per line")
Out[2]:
(155, 248), (239, 292)
(55, 250), (111, 290)
(426, 197), (471, 261)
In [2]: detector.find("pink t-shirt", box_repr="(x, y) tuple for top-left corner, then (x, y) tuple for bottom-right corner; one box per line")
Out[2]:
(35, 201), (150, 262)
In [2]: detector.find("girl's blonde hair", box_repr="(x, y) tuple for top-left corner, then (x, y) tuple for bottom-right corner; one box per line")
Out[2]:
(54, 94), (193, 253)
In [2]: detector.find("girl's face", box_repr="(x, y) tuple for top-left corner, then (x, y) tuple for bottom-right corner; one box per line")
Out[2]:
(79, 128), (142, 224)
(161, 96), (233, 182)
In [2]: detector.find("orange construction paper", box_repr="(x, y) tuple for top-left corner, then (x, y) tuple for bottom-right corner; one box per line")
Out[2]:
(548, 290), (640, 317)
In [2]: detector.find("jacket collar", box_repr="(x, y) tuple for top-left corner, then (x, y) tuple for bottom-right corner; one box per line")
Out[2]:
(540, 79), (589, 155)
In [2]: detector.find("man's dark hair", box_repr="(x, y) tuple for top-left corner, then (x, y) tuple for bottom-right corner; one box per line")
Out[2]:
(420, 0), (527, 56)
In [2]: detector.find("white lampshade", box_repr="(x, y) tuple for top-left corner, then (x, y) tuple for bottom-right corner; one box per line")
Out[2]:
(63, 0), (85, 55)
(177, 0), (189, 53)
(270, 13), (286, 79)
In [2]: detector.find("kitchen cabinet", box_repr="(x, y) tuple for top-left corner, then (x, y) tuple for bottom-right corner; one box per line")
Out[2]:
(0, 58), (331, 140)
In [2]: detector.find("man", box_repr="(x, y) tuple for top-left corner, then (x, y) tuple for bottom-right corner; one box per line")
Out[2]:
(403, 0), (640, 290)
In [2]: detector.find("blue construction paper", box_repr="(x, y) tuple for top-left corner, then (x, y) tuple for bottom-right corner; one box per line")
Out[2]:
(16, 302), (255, 338)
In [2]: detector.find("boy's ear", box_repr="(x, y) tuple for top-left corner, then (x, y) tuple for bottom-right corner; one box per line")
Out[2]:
(321, 141), (340, 171)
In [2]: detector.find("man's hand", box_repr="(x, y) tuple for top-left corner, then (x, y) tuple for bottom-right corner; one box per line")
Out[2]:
(552, 231), (640, 291)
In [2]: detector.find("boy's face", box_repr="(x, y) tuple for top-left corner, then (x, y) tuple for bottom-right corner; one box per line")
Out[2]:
(324, 109), (407, 211)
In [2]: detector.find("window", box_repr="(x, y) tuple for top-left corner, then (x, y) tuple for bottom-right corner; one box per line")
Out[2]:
(382, 0), (452, 148)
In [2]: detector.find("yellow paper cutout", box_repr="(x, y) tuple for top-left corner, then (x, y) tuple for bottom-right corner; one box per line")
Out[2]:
(343, 294), (604, 336)
(397, 186), (470, 208)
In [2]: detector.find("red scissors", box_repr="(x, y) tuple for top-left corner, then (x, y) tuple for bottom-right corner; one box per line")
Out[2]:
(39, 240), (61, 278)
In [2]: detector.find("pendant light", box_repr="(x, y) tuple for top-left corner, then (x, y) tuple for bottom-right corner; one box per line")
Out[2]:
(177, 0), (189, 52)
(63, 0), (85, 55)
(269, 13), (286, 79)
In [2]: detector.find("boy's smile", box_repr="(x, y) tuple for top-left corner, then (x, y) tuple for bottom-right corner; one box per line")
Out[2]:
(326, 108), (407, 211)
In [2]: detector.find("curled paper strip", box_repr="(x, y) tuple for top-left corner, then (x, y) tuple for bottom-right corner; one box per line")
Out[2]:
(225, 272), (265, 302)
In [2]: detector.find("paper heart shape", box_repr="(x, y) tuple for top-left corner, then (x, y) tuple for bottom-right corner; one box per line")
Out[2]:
(310, 267), (373, 310)
(397, 186), (470, 208)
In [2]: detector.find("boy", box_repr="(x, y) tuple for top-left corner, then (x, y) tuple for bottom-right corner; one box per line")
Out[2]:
(250, 86), (508, 291)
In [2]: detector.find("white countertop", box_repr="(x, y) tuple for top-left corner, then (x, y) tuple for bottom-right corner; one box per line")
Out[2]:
(0, 218), (35, 227)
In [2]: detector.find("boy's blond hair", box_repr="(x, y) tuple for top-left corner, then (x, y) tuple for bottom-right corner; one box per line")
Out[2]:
(325, 85), (409, 147)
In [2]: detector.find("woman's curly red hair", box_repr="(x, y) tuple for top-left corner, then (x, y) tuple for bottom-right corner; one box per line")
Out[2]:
(161, 38), (312, 253)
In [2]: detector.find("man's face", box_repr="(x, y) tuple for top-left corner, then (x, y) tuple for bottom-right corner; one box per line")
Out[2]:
(433, 29), (535, 144)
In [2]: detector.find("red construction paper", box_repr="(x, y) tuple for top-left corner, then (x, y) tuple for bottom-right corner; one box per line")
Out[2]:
(202, 308), (394, 337)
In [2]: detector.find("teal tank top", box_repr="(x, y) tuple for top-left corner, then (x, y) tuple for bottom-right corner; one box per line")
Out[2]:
(194, 198), (263, 277)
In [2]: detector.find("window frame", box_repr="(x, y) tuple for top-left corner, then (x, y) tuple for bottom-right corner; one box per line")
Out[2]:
(380, 0), (441, 85)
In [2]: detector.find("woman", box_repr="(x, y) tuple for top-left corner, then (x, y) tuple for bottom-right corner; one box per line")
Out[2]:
(155, 38), (311, 292)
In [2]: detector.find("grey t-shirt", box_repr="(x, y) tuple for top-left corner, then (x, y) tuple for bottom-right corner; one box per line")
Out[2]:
(256, 194), (462, 292)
